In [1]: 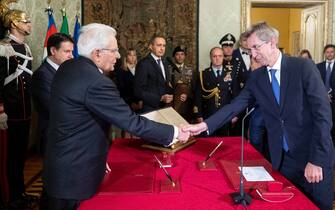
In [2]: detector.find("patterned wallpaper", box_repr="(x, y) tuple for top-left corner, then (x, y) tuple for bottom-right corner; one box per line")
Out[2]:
(10, 0), (81, 70)
(8, 0), (335, 70)
(82, 0), (197, 69)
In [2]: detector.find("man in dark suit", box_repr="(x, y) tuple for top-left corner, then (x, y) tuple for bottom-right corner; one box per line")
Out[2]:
(134, 35), (174, 112)
(317, 44), (335, 145)
(32, 33), (74, 155)
(32, 33), (73, 210)
(232, 32), (251, 84)
(44, 23), (189, 210)
(183, 22), (334, 210)
(233, 32), (267, 155)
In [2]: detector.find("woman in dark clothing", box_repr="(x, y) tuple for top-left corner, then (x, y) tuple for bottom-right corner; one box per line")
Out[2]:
(117, 48), (143, 112)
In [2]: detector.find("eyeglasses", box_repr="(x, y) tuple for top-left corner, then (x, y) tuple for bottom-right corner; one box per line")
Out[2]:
(250, 41), (268, 51)
(101, 48), (119, 54)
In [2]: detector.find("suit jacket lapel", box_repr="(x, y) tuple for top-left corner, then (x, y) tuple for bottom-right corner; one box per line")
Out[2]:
(44, 61), (57, 75)
(280, 55), (290, 113)
(237, 51), (247, 71)
(149, 55), (165, 81)
(162, 59), (170, 82)
(319, 61), (326, 82)
(330, 62), (335, 88)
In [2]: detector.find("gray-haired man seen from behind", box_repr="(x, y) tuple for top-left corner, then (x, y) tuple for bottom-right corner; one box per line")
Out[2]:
(43, 23), (190, 210)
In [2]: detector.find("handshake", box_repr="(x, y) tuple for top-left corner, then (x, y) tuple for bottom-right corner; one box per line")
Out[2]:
(175, 122), (209, 143)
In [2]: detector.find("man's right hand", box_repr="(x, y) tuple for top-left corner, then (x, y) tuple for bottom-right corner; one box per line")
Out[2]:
(181, 122), (208, 136)
(161, 94), (173, 104)
(0, 112), (8, 130)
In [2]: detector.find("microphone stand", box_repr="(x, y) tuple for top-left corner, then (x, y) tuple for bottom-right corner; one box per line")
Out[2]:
(231, 107), (255, 207)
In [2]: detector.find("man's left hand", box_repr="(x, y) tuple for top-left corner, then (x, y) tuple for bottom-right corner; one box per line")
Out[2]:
(304, 162), (323, 183)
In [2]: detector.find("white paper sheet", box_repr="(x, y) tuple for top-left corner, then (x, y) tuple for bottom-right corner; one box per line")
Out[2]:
(238, 166), (274, 182)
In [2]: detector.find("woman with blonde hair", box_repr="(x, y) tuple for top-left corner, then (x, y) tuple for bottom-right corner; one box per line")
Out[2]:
(117, 48), (143, 112)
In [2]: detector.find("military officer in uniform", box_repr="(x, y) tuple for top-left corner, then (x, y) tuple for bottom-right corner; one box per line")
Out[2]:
(0, 7), (35, 209)
(193, 47), (240, 136)
(170, 46), (194, 122)
(219, 33), (244, 136)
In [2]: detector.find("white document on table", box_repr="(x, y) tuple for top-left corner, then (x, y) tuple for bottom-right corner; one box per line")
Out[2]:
(238, 166), (274, 182)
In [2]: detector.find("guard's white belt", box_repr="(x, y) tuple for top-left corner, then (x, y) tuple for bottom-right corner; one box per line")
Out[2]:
(4, 52), (33, 86)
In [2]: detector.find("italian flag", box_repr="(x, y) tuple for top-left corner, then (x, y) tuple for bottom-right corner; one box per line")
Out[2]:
(43, 11), (57, 60)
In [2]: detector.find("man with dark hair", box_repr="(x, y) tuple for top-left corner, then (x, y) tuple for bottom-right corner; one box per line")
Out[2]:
(32, 32), (74, 210)
(317, 44), (335, 145)
(32, 32), (74, 154)
(184, 22), (334, 210)
(134, 35), (174, 112)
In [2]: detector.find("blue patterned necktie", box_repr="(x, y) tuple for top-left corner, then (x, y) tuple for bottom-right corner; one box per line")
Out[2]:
(270, 69), (289, 152)
(325, 62), (332, 90)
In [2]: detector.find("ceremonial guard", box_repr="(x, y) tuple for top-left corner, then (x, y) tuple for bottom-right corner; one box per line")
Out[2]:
(0, 2), (35, 208)
(193, 47), (240, 136)
(220, 33), (244, 136)
(170, 46), (194, 122)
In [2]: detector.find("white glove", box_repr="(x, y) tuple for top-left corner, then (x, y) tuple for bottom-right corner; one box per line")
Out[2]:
(0, 112), (8, 130)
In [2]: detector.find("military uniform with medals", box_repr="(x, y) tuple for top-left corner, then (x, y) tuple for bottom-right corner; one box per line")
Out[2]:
(193, 65), (240, 136)
(170, 46), (195, 122)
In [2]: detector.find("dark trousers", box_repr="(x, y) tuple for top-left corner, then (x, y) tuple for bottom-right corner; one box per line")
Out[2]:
(7, 120), (30, 201)
(331, 102), (335, 145)
(279, 150), (333, 210)
(48, 197), (80, 210)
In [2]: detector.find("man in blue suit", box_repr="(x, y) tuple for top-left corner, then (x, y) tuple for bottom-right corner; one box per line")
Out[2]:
(32, 33), (74, 155)
(183, 22), (334, 210)
(44, 24), (190, 210)
(317, 44), (335, 145)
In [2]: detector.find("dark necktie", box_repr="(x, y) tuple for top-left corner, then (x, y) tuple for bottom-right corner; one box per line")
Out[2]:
(157, 59), (165, 79)
(325, 62), (332, 90)
(242, 51), (249, 55)
(216, 69), (221, 77)
(270, 69), (289, 152)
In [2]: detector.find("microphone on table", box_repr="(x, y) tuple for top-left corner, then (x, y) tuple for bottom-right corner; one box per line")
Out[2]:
(230, 107), (255, 207)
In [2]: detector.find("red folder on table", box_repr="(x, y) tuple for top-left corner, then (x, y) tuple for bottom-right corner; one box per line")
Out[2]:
(219, 159), (273, 190)
(98, 161), (155, 195)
